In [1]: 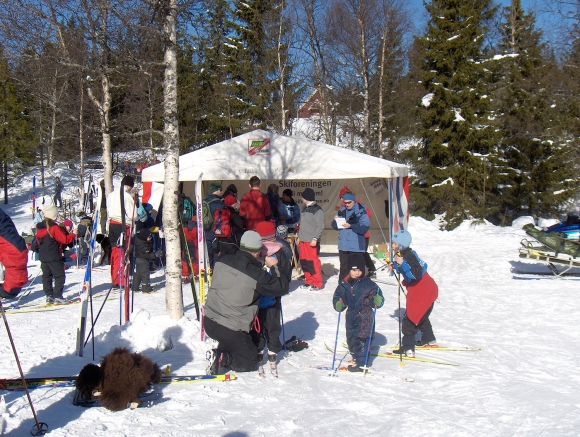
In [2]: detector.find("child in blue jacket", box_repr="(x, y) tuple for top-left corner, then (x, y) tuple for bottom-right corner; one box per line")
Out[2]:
(333, 253), (384, 372)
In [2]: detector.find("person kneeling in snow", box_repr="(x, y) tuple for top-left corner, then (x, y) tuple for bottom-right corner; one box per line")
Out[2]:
(76, 347), (162, 411)
(0, 207), (29, 300)
(204, 231), (290, 375)
(388, 230), (438, 357)
(333, 253), (384, 372)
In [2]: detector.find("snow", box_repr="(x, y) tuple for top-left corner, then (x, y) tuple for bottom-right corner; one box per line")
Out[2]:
(421, 93), (434, 107)
(1, 168), (580, 436)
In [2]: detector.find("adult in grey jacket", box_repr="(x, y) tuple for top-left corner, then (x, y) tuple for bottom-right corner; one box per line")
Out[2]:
(204, 231), (290, 374)
(297, 188), (324, 290)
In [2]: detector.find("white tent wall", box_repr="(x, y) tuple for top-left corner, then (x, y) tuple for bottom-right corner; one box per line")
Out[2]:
(181, 177), (391, 252)
(142, 129), (408, 251)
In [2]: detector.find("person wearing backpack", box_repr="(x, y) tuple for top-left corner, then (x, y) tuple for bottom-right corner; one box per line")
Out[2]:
(203, 182), (224, 268)
(215, 195), (244, 256)
(239, 176), (271, 232)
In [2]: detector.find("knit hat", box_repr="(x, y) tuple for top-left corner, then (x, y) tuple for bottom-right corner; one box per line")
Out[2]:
(208, 182), (222, 193)
(276, 224), (288, 239)
(282, 189), (293, 198)
(342, 193), (356, 201)
(392, 230), (412, 249)
(137, 229), (151, 241)
(143, 203), (153, 212)
(224, 195), (238, 207)
(302, 188), (315, 202)
(63, 219), (73, 229)
(240, 231), (264, 252)
(255, 221), (276, 241)
(347, 253), (365, 272)
(339, 186), (351, 198)
(43, 205), (58, 220)
(121, 175), (134, 188)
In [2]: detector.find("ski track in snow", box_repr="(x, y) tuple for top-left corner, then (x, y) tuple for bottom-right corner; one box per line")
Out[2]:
(0, 169), (579, 436)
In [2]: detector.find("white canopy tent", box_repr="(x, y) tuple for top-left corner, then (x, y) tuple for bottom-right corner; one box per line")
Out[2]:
(142, 129), (409, 250)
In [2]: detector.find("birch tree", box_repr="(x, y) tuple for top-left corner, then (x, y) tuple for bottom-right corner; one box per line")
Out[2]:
(158, 0), (183, 320)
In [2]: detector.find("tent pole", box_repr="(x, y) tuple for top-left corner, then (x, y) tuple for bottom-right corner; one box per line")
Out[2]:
(359, 178), (389, 245)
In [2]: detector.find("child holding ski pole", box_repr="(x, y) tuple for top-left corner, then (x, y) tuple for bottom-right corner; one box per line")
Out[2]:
(387, 230), (438, 357)
(332, 253), (384, 372)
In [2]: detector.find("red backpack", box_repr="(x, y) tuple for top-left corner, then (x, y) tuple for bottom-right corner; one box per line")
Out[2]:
(211, 208), (232, 238)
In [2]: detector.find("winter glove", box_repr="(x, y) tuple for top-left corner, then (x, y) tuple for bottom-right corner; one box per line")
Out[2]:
(373, 294), (384, 308)
(155, 250), (163, 258)
(334, 300), (345, 312)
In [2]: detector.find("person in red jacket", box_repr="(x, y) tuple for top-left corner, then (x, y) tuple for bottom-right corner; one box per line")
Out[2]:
(239, 176), (271, 232)
(0, 207), (29, 300)
(31, 205), (76, 304)
(387, 230), (438, 357)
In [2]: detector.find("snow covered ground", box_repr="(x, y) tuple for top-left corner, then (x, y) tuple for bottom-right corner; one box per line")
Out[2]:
(1, 170), (580, 437)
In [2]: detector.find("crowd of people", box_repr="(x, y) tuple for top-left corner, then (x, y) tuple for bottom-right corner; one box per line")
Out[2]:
(3, 172), (438, 377)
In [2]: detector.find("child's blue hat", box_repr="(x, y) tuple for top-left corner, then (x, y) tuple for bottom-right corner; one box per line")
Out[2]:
(392, 230), (412, 249)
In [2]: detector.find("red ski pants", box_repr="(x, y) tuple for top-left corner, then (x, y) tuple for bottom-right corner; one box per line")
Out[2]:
(299, 241), (322, 288)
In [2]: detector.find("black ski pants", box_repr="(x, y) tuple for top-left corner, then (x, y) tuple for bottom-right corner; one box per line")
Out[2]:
(401, 303), (435, 350)
(251, 301), (283, 354)
(364, 238), (375, 273)
(133, 258), (152, 293)
(204, 317), (258, 372)
(41, 261), (65, 298)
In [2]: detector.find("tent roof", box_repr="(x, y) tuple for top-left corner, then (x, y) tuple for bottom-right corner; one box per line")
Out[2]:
(142, 129), (408, 182)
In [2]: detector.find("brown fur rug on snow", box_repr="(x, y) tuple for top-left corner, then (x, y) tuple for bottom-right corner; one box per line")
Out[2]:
(76, 347), (162, 411)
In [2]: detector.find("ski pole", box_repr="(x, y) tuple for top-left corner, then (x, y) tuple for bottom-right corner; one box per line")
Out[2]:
(280, 300), (286, 352)
(331, 311), (341, 375)
(15, 269), (42, 302)
(395, 270), (404, 367)
(362, 289), (379, 376)
(0, 300), (49, 436)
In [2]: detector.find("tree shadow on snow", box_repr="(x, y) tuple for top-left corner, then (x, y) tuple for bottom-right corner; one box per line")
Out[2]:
(3, 323), (191, 435)
(281, 311), (319, 341)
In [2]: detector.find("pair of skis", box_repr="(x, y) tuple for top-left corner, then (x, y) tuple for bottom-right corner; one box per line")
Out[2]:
(0, 373), (236, 392)
(195, 173), (212, 340)
(75, 209), (100, 357)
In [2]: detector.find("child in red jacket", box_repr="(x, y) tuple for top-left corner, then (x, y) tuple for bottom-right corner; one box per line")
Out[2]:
(388, 230), (438, 357)
(31, 205), (76, 304)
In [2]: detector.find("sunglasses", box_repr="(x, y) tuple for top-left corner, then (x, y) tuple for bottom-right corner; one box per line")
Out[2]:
(344, 200), (354, 205)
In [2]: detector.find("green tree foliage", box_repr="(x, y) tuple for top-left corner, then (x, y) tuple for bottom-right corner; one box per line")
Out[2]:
(493, 1), (579, 223)
(413, 0), (498, 229)
(0, 46), (35, 175)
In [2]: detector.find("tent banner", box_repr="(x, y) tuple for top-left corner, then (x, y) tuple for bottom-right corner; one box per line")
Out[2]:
(389, 176), (409, 236)
(183, 178), (392, 247)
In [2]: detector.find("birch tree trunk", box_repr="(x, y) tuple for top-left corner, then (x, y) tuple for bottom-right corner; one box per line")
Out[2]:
(79, 81), (85, 202)
(161, 0), (184, 321)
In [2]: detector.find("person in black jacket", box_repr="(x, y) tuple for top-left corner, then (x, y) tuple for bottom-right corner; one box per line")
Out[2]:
(132, 229), (162, 294)
(252, 221), (293, 369)
(30, 205), (76, 304)
(204, 231), (290, 375)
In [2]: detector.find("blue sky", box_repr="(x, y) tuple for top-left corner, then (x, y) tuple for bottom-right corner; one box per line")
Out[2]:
(407, 0), (572, 48)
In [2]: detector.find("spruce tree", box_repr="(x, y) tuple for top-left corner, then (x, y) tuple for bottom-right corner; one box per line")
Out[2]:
(0, 46), (35, 179)
(493, 1), (578, 222)
(414, 0), (498, 229)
